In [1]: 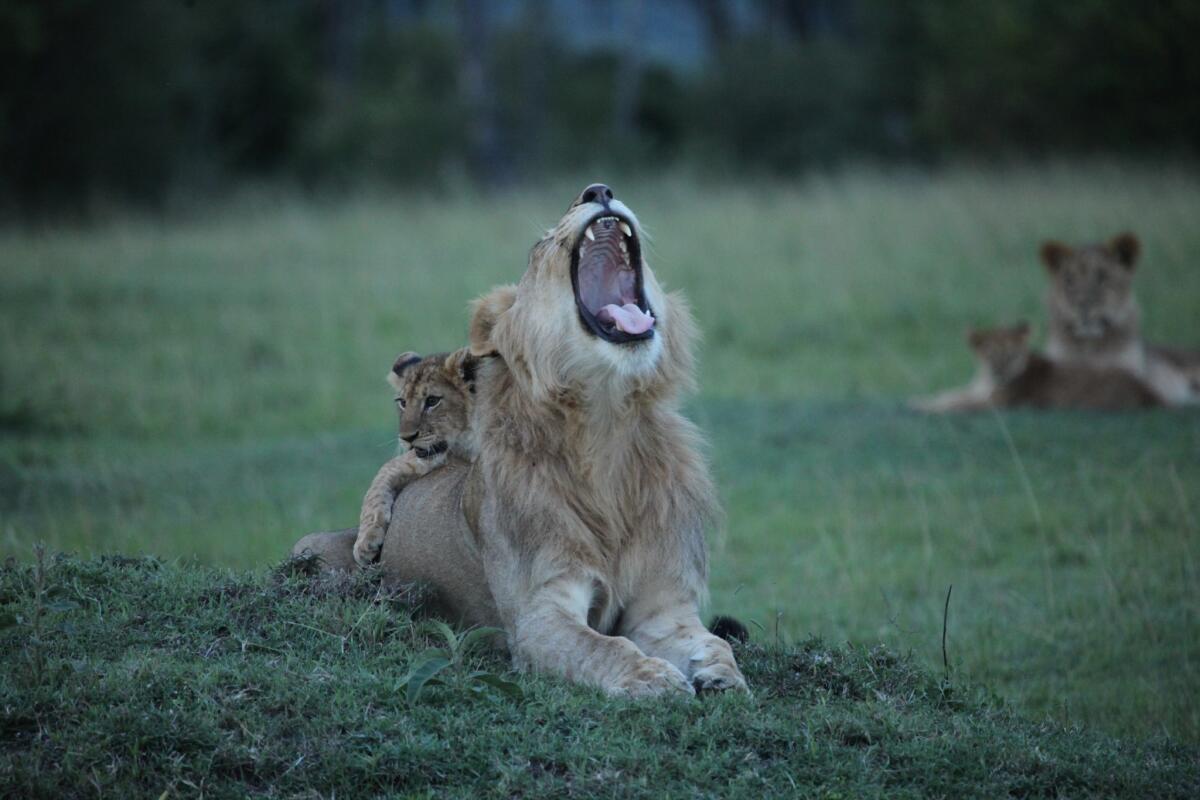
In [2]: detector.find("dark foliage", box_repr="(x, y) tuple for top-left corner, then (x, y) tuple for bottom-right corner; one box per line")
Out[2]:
(2, 0), (1198, 213)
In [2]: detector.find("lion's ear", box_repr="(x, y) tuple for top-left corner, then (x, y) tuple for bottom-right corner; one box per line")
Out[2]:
(387, 351), (421, 390)
(1039, 241), (1071, 274)
(468, 284), (518, 357)
(966, 328), (985, 350)
(442, 348), (480, 391)
(392, 352), (421, 375)
(1107, 232), (1140, 270)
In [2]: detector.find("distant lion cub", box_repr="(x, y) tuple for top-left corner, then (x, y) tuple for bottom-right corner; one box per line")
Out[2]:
(914, 322), (1162, 413)
(353, 348), (479, 568)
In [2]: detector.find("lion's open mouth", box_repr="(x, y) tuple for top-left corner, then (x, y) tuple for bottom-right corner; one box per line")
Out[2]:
(571, 212), (654, 344)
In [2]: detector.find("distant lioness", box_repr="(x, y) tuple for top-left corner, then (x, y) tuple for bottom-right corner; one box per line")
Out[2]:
(353, 349), (479, 568)
(295, 184), (746, 697)
(913, 322), (1162, 412)
(1041, 233), (1199, 404)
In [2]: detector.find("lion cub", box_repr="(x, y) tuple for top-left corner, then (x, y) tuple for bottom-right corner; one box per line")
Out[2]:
(1040, 232), (1199, 404)
(353, 348), (479, 568)
(915, 322), (1162, 413)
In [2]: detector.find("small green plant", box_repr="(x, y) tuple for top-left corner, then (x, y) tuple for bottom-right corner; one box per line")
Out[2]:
(1, 545), (82, 685)
(398, 620), (522, 703)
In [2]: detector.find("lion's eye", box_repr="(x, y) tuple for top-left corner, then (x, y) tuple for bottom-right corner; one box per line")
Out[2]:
(395, 397), (406, 409)
(424, 395), (442, 410)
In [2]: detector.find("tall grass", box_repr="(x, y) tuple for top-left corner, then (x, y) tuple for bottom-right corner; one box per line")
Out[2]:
(2, 162), (1199, 740)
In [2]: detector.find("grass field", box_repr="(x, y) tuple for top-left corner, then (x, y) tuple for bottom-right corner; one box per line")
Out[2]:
(3, 163), (1200, 755)
(3, 555), (1197, 798)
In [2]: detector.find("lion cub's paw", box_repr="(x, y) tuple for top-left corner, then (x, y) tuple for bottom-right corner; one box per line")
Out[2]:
(352, 528), (384, 568)
(612, 657), (694, 698)
(691, 662), (749, 695)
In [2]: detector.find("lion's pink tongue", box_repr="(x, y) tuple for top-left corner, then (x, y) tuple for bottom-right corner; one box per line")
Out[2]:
(597, 303), (655, 334)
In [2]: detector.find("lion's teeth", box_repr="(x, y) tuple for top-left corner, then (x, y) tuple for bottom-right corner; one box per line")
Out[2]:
(620, 222), (632, 237)
(585, 227), (596, 241)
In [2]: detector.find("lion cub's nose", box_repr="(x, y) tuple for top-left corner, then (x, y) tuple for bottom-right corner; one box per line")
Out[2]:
(401, 432), (419, 444)
(578, 183), (614, 206)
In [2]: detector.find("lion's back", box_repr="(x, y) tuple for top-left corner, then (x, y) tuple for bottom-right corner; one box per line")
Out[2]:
(381, 458), (500, 628)
(1004, 358), (1161, 410)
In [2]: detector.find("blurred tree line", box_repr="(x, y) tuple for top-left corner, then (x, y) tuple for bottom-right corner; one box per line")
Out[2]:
(2, 0), (1198, 214)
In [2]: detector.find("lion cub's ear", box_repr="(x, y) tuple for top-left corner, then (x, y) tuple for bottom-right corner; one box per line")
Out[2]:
(1039, 240), (1072, 274)
(966, 328), (986, 350)
(442, 348), (481, 392)
(387, 351), (421, 391)
(468, 284), (518, 357)
(1107, 232), (1140, 270)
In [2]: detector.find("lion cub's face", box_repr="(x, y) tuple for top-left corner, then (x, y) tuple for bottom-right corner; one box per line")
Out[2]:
(1041, 233), (1139, 342)
(387, 349), (477, 458)
(968, 322), (1032, 383)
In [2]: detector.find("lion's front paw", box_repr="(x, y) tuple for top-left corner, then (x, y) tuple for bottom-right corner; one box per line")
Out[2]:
(352, 528), (384, 568)
(611, 657), (694, 698)
(691, 661), (749, 695)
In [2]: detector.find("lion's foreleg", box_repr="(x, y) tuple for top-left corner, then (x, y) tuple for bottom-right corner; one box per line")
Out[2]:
(910, 387), (994, 413)
(354, 451), (444, 567)
(621, 596), (748, 694)
(508, 575), (695, 698)
(1144, 356), (1200, 406)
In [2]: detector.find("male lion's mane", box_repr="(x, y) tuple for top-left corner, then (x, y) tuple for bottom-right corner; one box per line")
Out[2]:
(468, 278), (716, 614)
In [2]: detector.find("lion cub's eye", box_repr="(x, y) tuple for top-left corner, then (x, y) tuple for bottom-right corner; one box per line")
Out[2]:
(395, 397), (406, 409)
(424, 395), (442, 410)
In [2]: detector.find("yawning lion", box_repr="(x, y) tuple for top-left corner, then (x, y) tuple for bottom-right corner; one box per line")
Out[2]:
(293, 184), (746, 697)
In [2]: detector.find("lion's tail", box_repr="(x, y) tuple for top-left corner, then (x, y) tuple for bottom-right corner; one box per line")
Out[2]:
(707, 615), (749, 644)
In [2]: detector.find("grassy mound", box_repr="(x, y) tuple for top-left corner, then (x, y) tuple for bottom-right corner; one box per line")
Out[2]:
(2, 554), (1196, 798)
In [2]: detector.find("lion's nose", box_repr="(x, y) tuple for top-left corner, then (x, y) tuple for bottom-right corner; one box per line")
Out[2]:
(579, 183), (614, 206)
(401, 431), (419, 444)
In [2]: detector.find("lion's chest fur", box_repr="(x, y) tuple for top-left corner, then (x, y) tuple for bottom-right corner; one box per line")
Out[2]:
(476, 371), (712, 596)
(494, 405), (680, 545)
(558, 419), (670, 548)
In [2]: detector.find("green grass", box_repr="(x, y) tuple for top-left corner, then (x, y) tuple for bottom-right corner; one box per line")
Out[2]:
(2, 555), (1197, 799)
(2, 163), (1200, 755)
